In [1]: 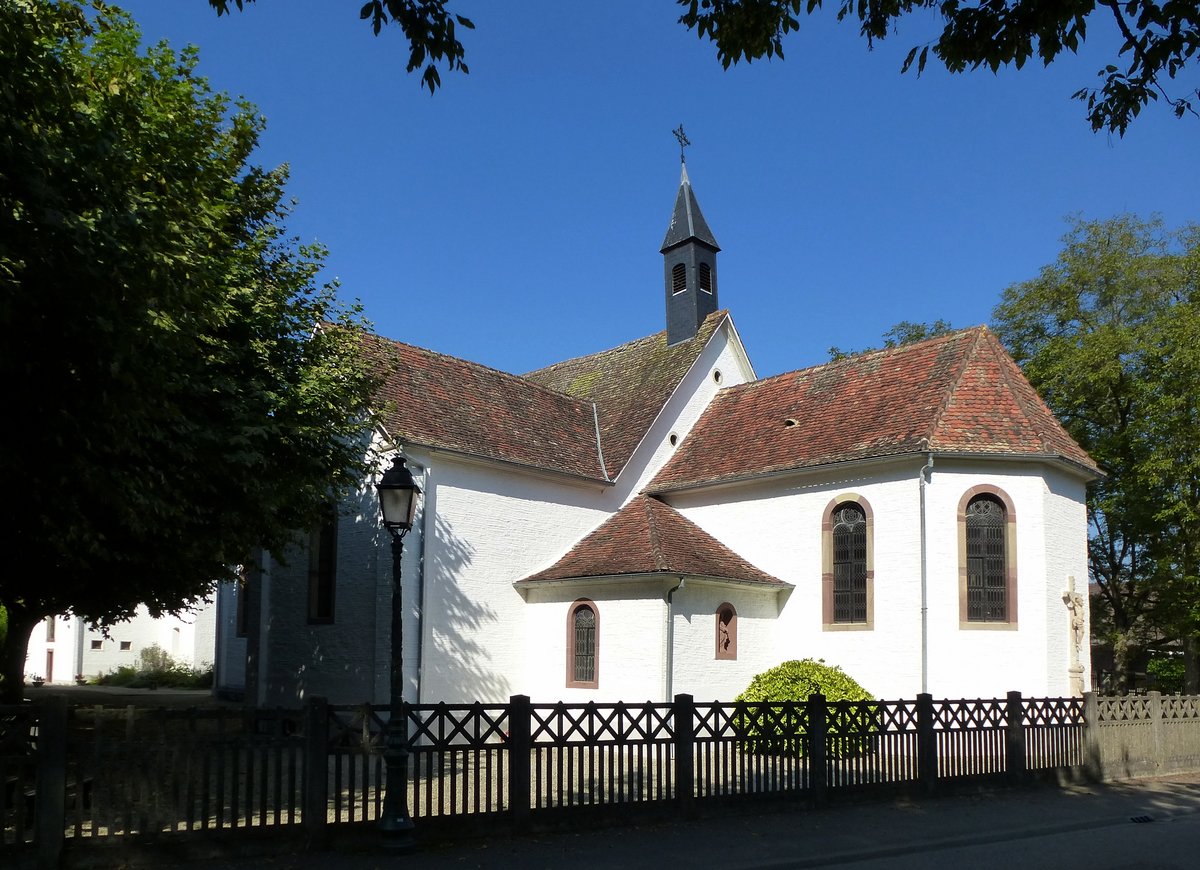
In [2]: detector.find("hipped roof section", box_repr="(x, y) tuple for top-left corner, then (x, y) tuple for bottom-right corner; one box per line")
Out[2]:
(650, 327), (1099, 492)
(524, 310), (728, 478)
(518, 495), (785, 587)
(361, 333), (607, 480)
(360, 309), (725, 482)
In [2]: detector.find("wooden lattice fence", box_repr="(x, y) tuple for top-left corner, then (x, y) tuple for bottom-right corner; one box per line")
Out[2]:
(6, 690), (1198, 867)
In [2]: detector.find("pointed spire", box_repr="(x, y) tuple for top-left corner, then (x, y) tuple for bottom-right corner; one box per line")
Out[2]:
(661, 164), (720, 253)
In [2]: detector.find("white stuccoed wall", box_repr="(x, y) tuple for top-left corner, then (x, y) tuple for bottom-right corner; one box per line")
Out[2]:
(668, 457), (1092, 700)
(1042, 465), (1092, 694)
(669, 461), (924, 699)
(670, 582), (784, 702)
(259, 478), (384, 706)
(522, 584), (668, 702)
(213, 580), (246, 692)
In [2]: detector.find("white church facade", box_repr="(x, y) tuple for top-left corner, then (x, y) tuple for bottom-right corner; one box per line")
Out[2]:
(220, 166), (1099, 708)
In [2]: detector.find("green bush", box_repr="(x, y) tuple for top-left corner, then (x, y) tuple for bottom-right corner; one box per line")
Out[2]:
(735, 659), (875, 757)
(96, 644), (213, 689)
(1147, 655), (1185, 693)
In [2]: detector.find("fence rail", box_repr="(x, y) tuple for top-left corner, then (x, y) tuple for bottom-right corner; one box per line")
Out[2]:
(6, 690), (1199, 865)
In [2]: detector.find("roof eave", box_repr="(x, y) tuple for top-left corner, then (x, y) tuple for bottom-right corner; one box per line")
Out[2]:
(377, 433), (615, 488)
(649, 449), (1103, 495)
(513, 572), (790, 593)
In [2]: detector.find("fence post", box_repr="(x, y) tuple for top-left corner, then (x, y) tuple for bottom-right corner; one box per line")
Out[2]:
(1148, 690), (1163, 774)
(1005, 691), (1026, 784)
(303, 696), (329, 849)
(34, 694), (68, 870)
(673, 694), (695, 819)
(916, 693), (937, 794)
(1082, 692), (1102, 782)
(807, 693), (827, 806)
(508, 695), (532, 832)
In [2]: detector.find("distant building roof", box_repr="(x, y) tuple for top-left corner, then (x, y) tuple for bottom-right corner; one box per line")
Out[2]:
(650, 326), (1100, 492)
(517, 495), (784, 587)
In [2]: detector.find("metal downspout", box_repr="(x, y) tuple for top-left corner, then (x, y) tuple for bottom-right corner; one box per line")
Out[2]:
(406, 458), (431, 705)
(919, 453), (934, 694)
(665, 577), (685, 700)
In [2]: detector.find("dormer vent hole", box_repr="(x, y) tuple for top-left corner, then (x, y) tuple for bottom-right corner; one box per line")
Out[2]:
(784, 418), (798, 428)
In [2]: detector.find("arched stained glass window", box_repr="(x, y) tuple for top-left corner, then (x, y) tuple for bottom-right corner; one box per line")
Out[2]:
(832, 503), (867, 623)
(567, 600), (598, 688)
(966, 495), (1007, 622)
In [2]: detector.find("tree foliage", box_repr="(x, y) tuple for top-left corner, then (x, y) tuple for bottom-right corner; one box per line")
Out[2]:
(678, 0), (1200, 134)
(0, 0), (379, 700)
(737, 658), (873, 702)
(992, 215), (1200, 690)
(828, 319), (956, 360)
(208, 0), (474, 94)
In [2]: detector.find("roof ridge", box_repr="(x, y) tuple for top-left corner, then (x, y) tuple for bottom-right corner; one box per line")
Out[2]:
(723, 325), (984, 394)
(985, 330), (1055, 454)
(522, 309), (730, 381)
(642, 496), (671, 572)
(925, 326), (988, 449)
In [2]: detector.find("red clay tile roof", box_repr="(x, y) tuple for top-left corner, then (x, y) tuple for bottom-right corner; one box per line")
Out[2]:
(519, 495), (785, 585)
(361, 333), (607, 480)
(649, 327), (1099, 491)
(523, 311), (728, 478)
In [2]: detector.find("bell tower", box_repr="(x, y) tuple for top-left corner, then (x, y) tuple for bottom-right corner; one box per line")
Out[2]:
(661, 130), (719, 346)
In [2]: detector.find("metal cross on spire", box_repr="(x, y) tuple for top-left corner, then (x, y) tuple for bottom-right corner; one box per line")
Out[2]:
(672, 124), (691, 163)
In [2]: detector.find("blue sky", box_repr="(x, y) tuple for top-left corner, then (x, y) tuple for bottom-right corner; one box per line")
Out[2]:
(119, 1), (1197, 379)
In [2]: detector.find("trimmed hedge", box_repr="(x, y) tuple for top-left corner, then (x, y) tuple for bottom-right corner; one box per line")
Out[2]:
(735, 659), (875, 757)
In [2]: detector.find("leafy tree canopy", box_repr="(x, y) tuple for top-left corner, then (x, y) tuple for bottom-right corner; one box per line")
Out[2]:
(208, 0), (1199, 134)
(0, 0), (379, 700)
(828, 319), (957, 360)
(992, 214), (1200, 690)
(678, 0), (1199, 134)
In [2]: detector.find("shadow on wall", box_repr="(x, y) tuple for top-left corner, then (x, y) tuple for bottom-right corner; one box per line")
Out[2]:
(421, 514), (509, 703)
(265, 497), (384, 707)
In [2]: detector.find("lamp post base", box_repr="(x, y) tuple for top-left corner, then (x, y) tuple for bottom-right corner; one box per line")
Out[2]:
(378, 811), (416, 851)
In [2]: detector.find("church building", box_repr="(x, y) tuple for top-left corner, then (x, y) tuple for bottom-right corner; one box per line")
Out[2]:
(216, 164), (1099, 707)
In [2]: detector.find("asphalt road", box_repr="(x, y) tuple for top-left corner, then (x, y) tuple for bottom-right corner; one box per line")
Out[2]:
(133, 775), (1200, 870)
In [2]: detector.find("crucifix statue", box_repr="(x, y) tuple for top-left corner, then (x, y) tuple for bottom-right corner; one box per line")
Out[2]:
(672, 124), (691, 163)
(1062, 575), (1086, 696)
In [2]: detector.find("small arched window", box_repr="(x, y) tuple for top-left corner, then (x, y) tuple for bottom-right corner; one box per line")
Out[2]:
(699, 262), (713, 294)
(671, 262), (686, 294)
(566, 600), (598, 688)
(966, 495), (1008, 622)
(715, 603), (737, 660)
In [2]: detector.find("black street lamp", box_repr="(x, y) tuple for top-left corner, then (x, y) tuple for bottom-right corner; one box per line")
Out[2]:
(375, 454), (421, 849)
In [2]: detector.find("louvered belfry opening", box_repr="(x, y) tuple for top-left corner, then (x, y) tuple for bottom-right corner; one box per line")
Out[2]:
(832, 503), (867, 623)
(699, 262), (712, 293)
(573, 604), (596, 683)
(671, 262), (687, 294)
(966, 496), (1007, 621)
